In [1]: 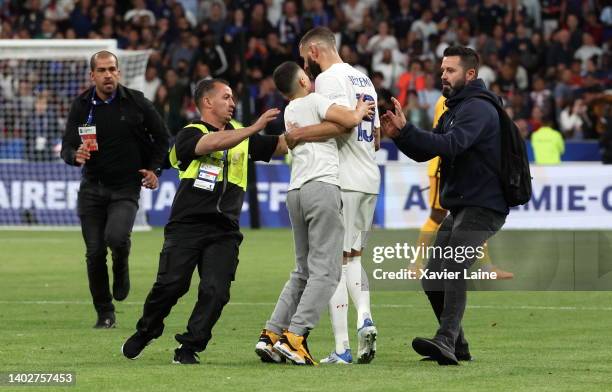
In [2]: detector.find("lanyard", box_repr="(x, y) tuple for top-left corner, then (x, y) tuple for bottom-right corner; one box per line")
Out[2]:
(86, 87), (117, 125)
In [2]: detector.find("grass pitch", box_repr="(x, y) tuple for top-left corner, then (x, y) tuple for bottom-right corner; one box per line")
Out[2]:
(1, 229), (611, 391)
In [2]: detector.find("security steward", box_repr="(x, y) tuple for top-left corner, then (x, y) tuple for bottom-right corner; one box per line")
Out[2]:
(122, 78), (287, 365)
(61, 50), (169, 329)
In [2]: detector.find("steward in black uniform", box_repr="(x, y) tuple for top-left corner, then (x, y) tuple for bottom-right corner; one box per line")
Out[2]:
(122, 78), (286, 364)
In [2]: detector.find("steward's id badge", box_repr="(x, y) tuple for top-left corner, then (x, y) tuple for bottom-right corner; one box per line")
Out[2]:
(193, 163), (222, 191)
(78, 125), (98, 151)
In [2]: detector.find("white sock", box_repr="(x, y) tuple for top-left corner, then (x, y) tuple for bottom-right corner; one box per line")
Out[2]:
(346, 256), (373, 329)
(329, 264), (349, 353)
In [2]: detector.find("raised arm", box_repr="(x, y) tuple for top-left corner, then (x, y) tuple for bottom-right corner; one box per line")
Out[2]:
(195, 109), (280, 155)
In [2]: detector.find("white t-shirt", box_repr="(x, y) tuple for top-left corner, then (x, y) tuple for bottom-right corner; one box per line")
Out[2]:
(315, 62), (380, 195)
(285, 93), (338, 191)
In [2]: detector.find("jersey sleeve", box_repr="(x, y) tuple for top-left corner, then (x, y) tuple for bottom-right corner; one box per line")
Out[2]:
(311, 93), (335, 120)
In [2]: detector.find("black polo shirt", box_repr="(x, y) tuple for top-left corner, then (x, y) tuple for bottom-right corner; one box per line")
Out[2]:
(165, 120), (278, 237)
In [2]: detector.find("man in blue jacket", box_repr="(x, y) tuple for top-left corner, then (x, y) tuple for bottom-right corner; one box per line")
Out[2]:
(381, 46), (508, 365)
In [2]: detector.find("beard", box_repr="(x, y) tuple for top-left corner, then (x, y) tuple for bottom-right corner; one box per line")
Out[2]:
(442, 78), (466, 98)
(306, 58), (323, 79)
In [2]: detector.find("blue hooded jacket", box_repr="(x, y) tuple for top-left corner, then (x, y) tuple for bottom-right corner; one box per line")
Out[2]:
(392, 79), (509, 214)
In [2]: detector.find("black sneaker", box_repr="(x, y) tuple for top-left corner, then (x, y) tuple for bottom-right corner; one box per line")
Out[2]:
(93, 313), (116, 329)
(412, 337), (458, 366)
(173, 346), (200, 365)
(112, 262), (130, 301)
(122, 332), (155, 360)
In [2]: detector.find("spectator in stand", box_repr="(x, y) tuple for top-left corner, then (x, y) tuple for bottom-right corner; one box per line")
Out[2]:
(163, 68), (188, 135)
(19, 0), (45, 37)
(45, 0), (75, 32)
(304, 0), (330, 28)
(191, 30), (228, 77)
(166, 30), (196, 71)
(25, 91), (60, 161)
(559, 98), (588, 140)
(528, 105), (544, 135)
(397, 60), (426, 108)
(554, 68), (575, 113)
(575, 33), (604, 71)
(566, 14), (583, 53)
(204, 1), (227, 44)
(372, 48), (406, 92)
(342, 0), (369, 35)
(478, 54), (498, 88)
(541, 0), (564, 38)
(223, 8), (247, 51)
(530, 76), (553, 115)
(278, 0), (301, 47)
(142, 66), (161, 102)
(249, 3), (273, 39)
(372, 70), (393, 115)
(547, 29), (574, 69)
(418, 74), (442, 125)
(477, 0), (506, 35)
(393, 0), (417, 40)
(367, 21), (399, 56)
(411, 10), (438, 42)
(264, 32), (292, 72)
(69, 0), (93, 38)
(124, 0), (155, 27)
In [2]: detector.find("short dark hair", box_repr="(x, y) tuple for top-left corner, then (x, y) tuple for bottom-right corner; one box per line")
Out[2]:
(273, 61), (301, 97)
(90, 50), (119, 71)
(299, 26), (336, 49)
(443, 46), (480, 74)
(193, 78), (230, 109)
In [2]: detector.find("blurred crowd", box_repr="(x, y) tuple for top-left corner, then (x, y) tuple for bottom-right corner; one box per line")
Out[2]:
(0, 0), (611, 156)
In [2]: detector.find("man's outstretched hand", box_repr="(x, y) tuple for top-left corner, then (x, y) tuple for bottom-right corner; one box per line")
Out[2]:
(381, 97), (407, 139)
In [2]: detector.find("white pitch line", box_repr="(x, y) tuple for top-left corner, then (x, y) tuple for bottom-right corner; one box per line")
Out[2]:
(0, 300), (611, 311)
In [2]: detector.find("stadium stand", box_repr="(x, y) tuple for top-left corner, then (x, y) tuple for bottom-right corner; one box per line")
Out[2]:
(0, 0), (609, 160)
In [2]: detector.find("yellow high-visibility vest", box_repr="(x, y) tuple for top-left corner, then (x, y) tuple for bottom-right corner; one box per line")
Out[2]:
(168, 119), (249, 191)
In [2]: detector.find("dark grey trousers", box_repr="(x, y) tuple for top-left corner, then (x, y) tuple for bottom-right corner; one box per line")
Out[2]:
(266, 181), (344, 336)
(421, 206), (506, 349)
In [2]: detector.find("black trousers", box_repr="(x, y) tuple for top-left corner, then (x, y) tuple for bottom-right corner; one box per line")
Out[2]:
(135, 231), (242, 352)
(77, 179), (140, 315)
(421, 206), (506, 350)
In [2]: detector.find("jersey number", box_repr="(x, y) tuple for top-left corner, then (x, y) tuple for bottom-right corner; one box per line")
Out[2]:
(356, 94), (375, 142)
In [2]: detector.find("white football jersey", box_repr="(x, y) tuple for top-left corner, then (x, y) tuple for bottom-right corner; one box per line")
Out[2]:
(315, 62), (380, 195)
(284, 93), (339, 191)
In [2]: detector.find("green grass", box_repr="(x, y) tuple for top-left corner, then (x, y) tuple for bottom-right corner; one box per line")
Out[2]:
(1, 229), (611, 392)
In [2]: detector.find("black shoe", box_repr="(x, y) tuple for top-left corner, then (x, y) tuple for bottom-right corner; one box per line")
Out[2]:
(455, 350), (473, 361)
(173, 346), (200, 365)
(412, 337), (458, 366)
(421, 353), (472, 362)
(93, 313), (116, 329)
(112, 262), (130, 301)
(122, 332), (155, 360)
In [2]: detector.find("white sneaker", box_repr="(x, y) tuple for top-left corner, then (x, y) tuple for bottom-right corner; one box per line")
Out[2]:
(357, 318), (377, 364)
(320, 349), (353, 364)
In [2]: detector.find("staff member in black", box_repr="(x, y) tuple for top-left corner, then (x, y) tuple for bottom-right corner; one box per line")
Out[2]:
(61, 51), (169, 329)
(381, 46), (508, 365)
(121, 78), (287, 364)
